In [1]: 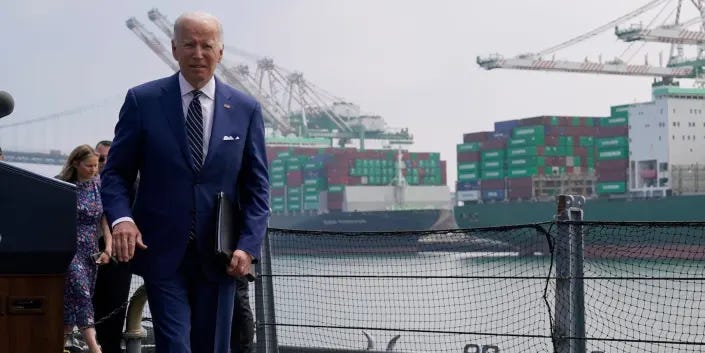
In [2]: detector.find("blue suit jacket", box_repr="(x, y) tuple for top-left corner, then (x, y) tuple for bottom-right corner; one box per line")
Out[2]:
(101, 73), (270, 280)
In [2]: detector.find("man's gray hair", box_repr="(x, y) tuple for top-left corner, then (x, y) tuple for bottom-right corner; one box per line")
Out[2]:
(173, 11), (224, 46)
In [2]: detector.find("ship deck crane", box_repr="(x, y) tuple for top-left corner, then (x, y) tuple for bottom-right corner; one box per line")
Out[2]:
(477, 0), (705, 80)
(125, 17), (179, 72)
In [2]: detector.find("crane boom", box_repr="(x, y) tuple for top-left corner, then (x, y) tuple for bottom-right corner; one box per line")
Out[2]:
(126, 17), (179, 71)
(616, 23), (705, 45)
(477, 54), (695, 78)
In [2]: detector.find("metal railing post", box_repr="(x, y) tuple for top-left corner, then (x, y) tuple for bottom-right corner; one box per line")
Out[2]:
(123, 285), (148, 353)
(255, 229), (279, 353)
(568, 196), (586, 353)
(554, 195), (572, 353)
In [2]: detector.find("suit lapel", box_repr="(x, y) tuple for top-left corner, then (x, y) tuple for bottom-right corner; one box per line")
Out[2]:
(160, 74), (192, 168)
(203, 78), (233, 169)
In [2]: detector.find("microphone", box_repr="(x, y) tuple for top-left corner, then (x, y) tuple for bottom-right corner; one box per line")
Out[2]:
(0, 91), (14, 119)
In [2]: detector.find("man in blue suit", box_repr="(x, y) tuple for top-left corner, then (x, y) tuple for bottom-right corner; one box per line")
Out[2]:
(101, 11), (269, 353)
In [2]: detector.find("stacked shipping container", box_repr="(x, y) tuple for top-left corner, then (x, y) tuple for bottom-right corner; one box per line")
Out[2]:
(267, 146), (447, 214)
(457, 114), (627, 202)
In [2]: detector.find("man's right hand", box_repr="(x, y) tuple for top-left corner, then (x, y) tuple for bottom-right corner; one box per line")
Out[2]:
(112, 221), (147, 262)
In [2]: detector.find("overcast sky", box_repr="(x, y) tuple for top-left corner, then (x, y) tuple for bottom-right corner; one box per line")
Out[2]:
(0, 0), (701, 189)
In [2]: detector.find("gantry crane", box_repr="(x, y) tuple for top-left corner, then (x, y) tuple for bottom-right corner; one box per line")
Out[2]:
(477, 0), (705, 81)
(129, 9), (412, 144)
(126, 17), (179, 72)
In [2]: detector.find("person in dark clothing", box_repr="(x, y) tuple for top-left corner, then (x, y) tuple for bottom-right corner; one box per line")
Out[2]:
(93, 140), (133, 353)
(231, 276), (254, 353)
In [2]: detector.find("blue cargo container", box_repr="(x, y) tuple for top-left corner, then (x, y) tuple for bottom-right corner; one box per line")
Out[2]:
(456, 180), (480, 191)
(481, 189), (505, 202)
(494, 120), (520, 135)
(304, 169), (326, 179)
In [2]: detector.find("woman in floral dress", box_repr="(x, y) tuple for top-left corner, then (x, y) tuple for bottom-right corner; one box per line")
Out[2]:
(57, 144), (113, 353)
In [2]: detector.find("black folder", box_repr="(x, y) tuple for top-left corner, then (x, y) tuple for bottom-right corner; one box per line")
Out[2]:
(216, 192), (255, 281)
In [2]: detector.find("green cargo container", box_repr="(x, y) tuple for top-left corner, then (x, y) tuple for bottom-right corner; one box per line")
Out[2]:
(566, 156), (581, 167)
(287, 187), (302, 195)
(507, 167), (538, 178)
(271, 181), (285, 188)
(507, 146), (538, 158)
(271, 204), (285, 212)
(558, 136), (574, 146)
(457, 142), (481, 152)
(287, 163), (302, 172)
(304, 194), (319, 202)
(277, 151), (292, 158)
(270, 165), (285, 173)
(597, 148), (628, 160)
(287, 195), (301, 203)
(303, 202), (319, 210)
(481, 160), (503, 170)
(328, 185), (345, 193)
(512, 125), (545, 139)
(481, 169), (505, 179)
(596, 136), (628, 149)
(610, 105), (629, 120)
(430, 152), (441, 160)
(481, 149), (505, 161)
(458, 172), (480, 181)
(571, 117), (581, 127)
(304, 186), (318, 193)
(507, 135), (545, 147)
(579, 136), (594, 147)
(601, 116), (628, 126)
(271, 159), (284, 166)
(507, 156), (545, 167)
(457, 162), (479, 172)
(287, 203), (302, 211)
(270, 173), (285, 182)
(304, 161), (325, 170)
(304, 178), (327, 187)
(271, 196), (285, 203)
(597, 181), (626, 194)
(586, 157), (595, 167)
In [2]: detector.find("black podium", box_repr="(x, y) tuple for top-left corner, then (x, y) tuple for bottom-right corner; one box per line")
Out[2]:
(0, 161), (76, 353)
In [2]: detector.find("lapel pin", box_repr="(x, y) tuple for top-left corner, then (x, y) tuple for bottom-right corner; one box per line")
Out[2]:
(224, 103), (231, 109)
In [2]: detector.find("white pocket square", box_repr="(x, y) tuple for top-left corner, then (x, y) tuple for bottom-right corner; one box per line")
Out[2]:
(223, 135), (239, 141)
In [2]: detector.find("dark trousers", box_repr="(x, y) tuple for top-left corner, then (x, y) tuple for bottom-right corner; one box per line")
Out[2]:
(230, 276), (254, 353)
(93, 239), (132, 353)
(145, 244), (236, 353)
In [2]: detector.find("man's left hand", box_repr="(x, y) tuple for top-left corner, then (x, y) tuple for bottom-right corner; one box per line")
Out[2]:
(226, 249), (252, 277)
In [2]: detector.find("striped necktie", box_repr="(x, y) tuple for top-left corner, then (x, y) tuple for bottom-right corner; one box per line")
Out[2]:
(186, 90), (204, 172)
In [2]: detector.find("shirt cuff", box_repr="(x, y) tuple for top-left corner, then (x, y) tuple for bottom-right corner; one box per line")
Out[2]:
(112, 217), (135, 228)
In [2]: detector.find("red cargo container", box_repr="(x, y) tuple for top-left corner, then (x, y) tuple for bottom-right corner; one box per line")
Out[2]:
(508, 186), (533, 200)
(347, 176), (363, 185)
(440, 160), (447, 185)
(506, 177), (532, 188)
(597, 169), (628, 182)
(286, 170), (303, 186)
(595, 126), (628, 137)
(595, 159), (629, 170)
(457, 151), (481, 163)
(480, 138), (507, 150)
(327, 192), (344, 210)
(480, 179), (505, 190)
(463, 131), (493, 143)
(271, 187), (286, 197)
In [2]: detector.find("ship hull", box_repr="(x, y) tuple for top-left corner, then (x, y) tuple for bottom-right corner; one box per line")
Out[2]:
(268, 209), (458, 255)
(454, 195), (705, 259)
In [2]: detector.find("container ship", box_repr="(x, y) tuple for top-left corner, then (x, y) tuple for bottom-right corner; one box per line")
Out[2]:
(257, 99), (461, 254)
(454, 84), (705, 259)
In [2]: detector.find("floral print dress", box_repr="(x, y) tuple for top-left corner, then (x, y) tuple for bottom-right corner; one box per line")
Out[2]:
(63, 176), (102, 328)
